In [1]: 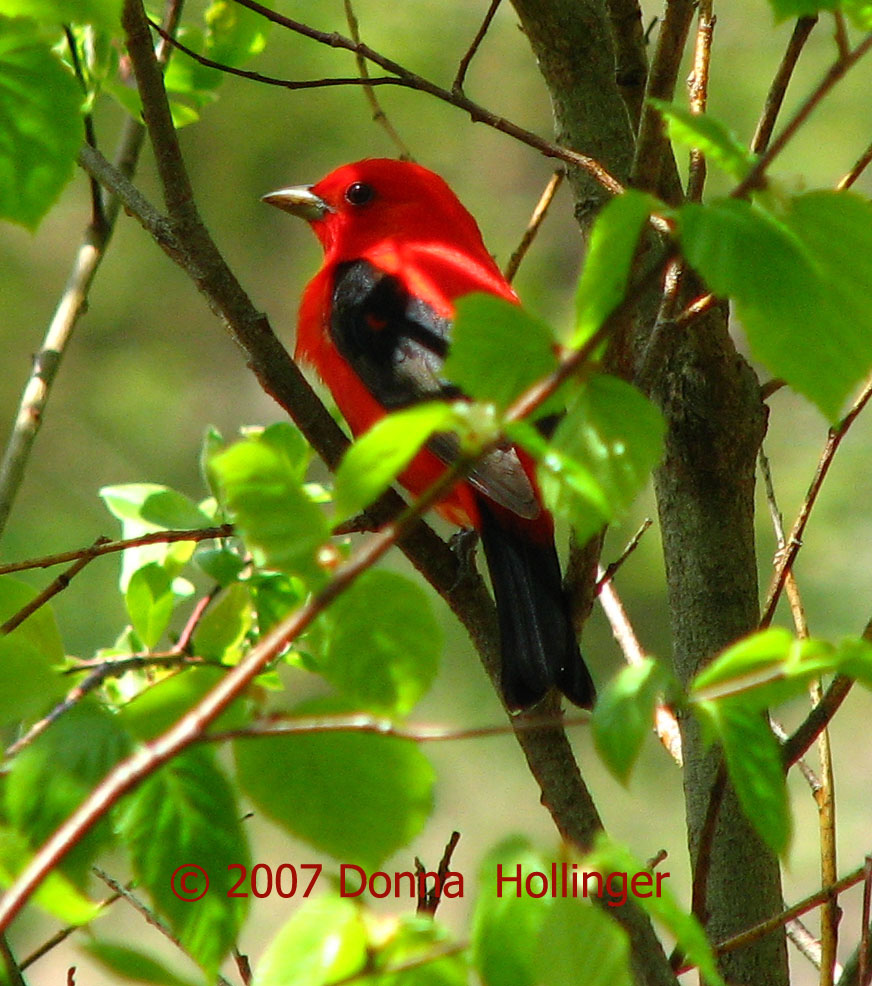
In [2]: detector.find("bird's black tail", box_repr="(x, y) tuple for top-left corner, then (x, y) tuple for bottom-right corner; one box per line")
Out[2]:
(477, 502), (596, 711)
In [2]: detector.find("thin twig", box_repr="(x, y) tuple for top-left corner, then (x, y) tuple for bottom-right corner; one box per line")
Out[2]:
(782, 674), (854, 768)
(833, 10), (851, 60)
(709, 863), (867, 960)
(92, 869), (234, 986)
(207, 711), (589, 746)
(228, 0), (625, 196)
(0, 545), (102, 636)
(595, 518), (653, 590)
(0, 935), (26, 986)
(860, 855), (872, 986)
(64, 26), (106, 228)
(453, 0), (502, 93)
(685, 0), (714, 204)
(416, 830), (461, 915)
(631, 0), (695, 196)
(0, 525), (232, 576)
(503, 170), (564, 283)
(761, 374), (872, 628)
(343, 0), (412, 159)
(20, 889), (124, 969)
(595, 557), (683, 766)
(751, 17), (818, 155)
(837, 136), (872, 189)
(736, 30), (872, 196)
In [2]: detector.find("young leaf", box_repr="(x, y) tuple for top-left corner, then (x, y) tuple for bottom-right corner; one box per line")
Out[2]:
(253, 896), (368, 986)
(649, 100), (755, 181)
(332, 401), (457, 523)
(115, 747), (250, 976)
(0, 20), (83, 229)
(593, 658), (673, 784)
(586, 834), (726, 986)
(527, 375), (664, 544)
(82, 940), (200, 986)
(5, 700), (131, 885)
(191, 582), (253, 662)
(677, 194), (872, 420)
(536, 898), (633, 986)
(694, 701), (790, 854)
(574, 189), (656, 346)
(444, 295), (559, 408)
(234, 701), (434, 869)
(370, 914), (466, 985)
(125, 562), (176, 650)
(766, 0), (838, 19)
(0, 576), (67, 726)
(310, 570), (441, 713)
(471, 837), (556, 986)
(209, 433), (328, 575)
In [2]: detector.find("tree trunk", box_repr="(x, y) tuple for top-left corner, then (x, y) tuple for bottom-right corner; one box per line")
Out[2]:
(509, 2), (790, 983)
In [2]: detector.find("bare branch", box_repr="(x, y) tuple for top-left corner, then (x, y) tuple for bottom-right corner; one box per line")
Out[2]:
(606, 0), (649, 130)
(837, 136), (872, 189)
(685, 0), (715, 203)
(229, 0), (625, 195)
(751, 17), (817, 155)
(343, 0), (412, 159)
(453, 0), (502, 93)
(736, 30), (872, 197)
(503, 169), (564, 282)
(761, 374), (872, 628)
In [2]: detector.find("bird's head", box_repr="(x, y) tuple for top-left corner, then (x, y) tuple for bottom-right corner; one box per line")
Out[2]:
(263, 158), (490, 261)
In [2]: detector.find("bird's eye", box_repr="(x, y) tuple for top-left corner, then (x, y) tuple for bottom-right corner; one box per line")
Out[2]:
(345, 181), (376, 206)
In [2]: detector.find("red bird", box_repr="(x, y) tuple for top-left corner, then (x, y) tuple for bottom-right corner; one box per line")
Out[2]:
(264, 158), (595, 711)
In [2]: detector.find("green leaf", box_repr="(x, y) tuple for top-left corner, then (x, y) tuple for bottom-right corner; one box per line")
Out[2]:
(369, 914), (466, 986)
(100, 483), (209, 589)
(536, 898), (633, 986)
(234, 704), (434, 869)
(0, 20), (83, 229)
(82, 941), (200, 986)
(525, 375), (664, 543)
(695, 701), (790, 853)
(471, 837), (555, 986)
(205, 0), (268, 67)
(250, 571), (308, 634)
(0, 576), (67, 726)
(842, 0), (872, 27)
(310, 570), (440, 713)
(690, 629), (872, 710)
(115, 747), (250, 975)
(593, 659), (673, 784)
(677, 194), (872, 420)
(5, 700), (131, 884)
(574, 189), (655, 346)
(332, 402), (457, 523)
(767, 0), (838, 19)
(444, 295), (558, 409)
(194, 544), (246, 586)
(119, 666), (250, 741)
(125, 562), (175, 649)
(0, 0), (122, 30)
(586, 835), (725, 986)
(650, 100), (755, 181)
(210, 432), (328, 575)
(192, 582), (252, 662)
(101, 483), (213, 530)
(0, 827), (99, 924)
(253, 896), (368, 986)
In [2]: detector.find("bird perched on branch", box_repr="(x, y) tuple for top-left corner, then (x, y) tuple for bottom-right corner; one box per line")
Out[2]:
(264, 158), (595, 711)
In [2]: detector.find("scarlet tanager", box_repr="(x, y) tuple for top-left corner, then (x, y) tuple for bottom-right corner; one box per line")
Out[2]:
(264, 158), (595, 711)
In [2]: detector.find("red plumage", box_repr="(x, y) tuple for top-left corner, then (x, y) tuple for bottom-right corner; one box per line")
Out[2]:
(265, 158), (595, 710)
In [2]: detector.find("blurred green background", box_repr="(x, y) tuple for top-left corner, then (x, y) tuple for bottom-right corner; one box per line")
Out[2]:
(3, 1), (872, 983)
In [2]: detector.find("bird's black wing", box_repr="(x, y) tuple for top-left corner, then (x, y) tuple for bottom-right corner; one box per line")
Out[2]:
(330, 259), (539, 519)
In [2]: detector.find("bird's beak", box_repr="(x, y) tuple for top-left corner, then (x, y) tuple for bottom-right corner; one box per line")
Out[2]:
(261, 185), (332, 222)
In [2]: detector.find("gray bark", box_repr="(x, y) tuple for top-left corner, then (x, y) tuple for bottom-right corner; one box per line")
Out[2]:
(509, 1), (790, 984)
